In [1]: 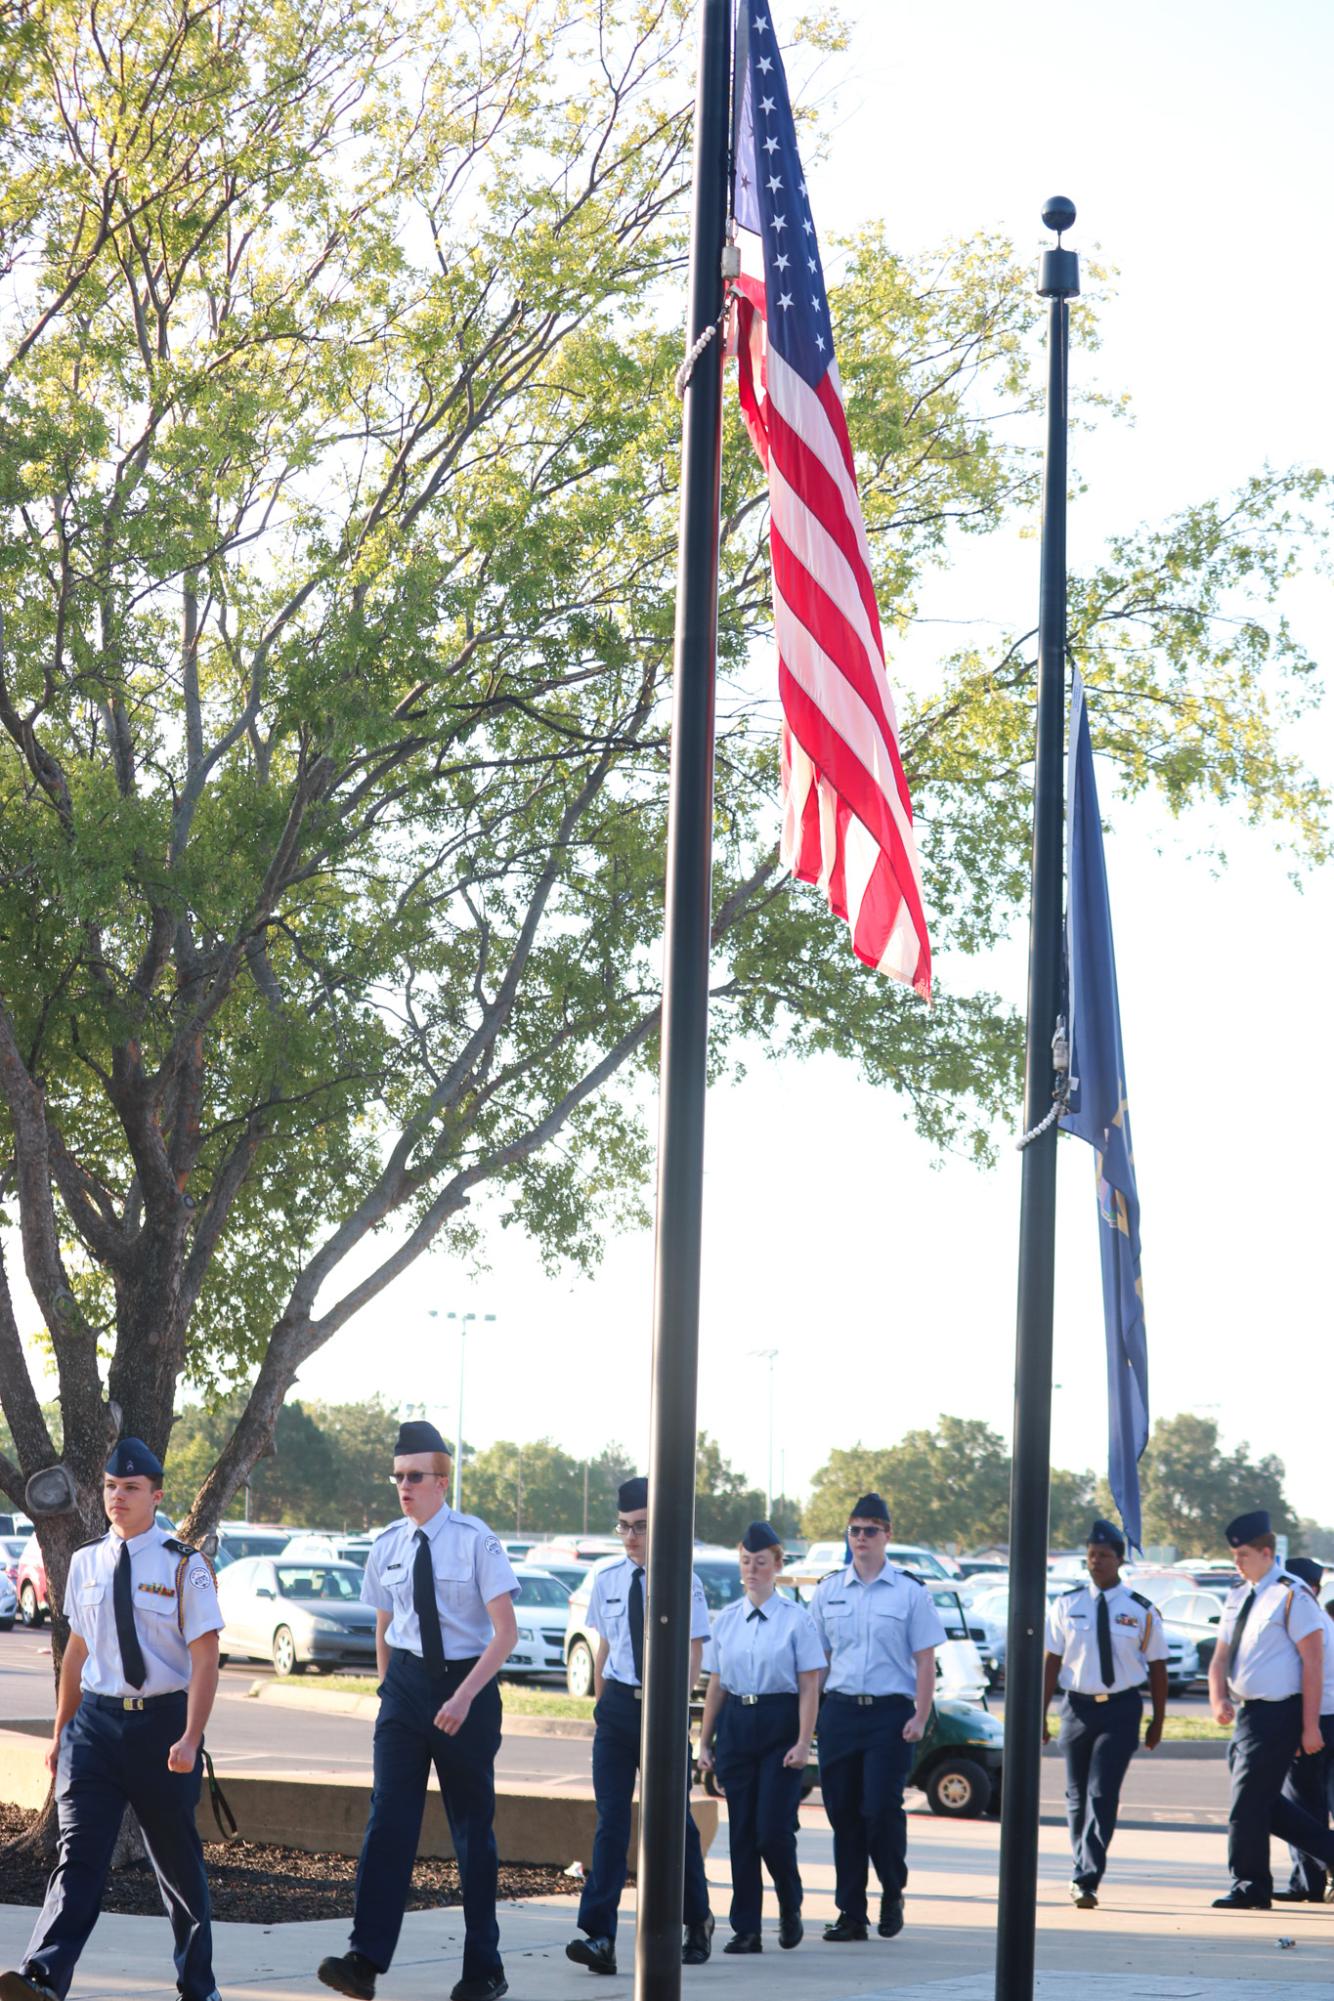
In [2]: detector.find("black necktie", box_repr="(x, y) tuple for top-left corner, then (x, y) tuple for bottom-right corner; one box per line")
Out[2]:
(413, 1530), (445, 1678)
(747, 1606), (766, 1623)
(629, 1566), (645, 1685)
(1095, 1592), (1115, 1687)
(114, 1539), (147, 1690)
(1231, 1588), (1257, 1661)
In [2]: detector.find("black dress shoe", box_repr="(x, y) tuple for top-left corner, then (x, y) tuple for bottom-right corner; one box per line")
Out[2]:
(451, 1976), (508, 2001)
(317, 1953), (378, 2000)
(723, 1933), (762, 1954)
(1272, 1888), (1318, 1901)
(682, 1914), (715, 1965)
(1211, 1891), (1272, 1910)
(821, 1915), (869, 1942)
(777, 1910), (803, 1949)
(566, 1937), (618, 1976)
(0, 1973), (61, 2001)
(877, 1895), (904, 1938)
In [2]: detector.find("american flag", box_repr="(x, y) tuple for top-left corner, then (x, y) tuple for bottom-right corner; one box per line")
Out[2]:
(731, 5), (931, 995)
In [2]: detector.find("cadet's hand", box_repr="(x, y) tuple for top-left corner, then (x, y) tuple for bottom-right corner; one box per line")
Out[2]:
(1301, 1724), (1324, 1757)
(902, 1714), (926, 1743)
(45, 1734), (60, 1778)
(1041, 1715), (1051, 1745)
(167, 1734), (199, 1773)
(697, 1741), (715, 1773)
(435, 1691), (472, 1736)
(1211, 1698), (1235, 1728)
(782, 1738), (810, 1770)
(1143, 1717), (1164, 1751)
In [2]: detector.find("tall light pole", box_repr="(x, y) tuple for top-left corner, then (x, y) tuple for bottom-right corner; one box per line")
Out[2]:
(445, 1309), (496, 1512)
(749, 1348), (779, 1517)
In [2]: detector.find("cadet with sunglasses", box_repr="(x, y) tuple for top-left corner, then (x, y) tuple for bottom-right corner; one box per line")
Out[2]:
(1042, 1518), (1168, 1909)
(1, 1439), (223, 2001)
(566, 1478), (715, 1975)
(317, 1421), (518, 2001)
(809, 1495), (945, 1944)
(697, 1522), (824, 1953)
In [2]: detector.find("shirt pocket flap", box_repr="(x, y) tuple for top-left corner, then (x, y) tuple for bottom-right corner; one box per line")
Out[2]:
(80, 1583), (106, 1604)
(433, 1559), (473, 1585)
(136, 1593), (177, 1615)
(871, 1594), (908, 1619)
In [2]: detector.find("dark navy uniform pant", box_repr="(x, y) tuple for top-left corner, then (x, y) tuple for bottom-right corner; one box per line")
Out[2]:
(22, 1691), (215, 2001)
(714, 1693), (804, 1934)
(1058, 1687), (1142, 1889)
(1284, 1712), (1334, 1897)
(351, 1650), (502, 1981)
(576, 1679), (710, 1942)
(817, 1692), (913, 1920)
(1228, 1695), (1334, 1899)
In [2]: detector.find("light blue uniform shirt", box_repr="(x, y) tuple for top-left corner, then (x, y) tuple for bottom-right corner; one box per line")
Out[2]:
(362, 1505), (518, 1659)
(65, 1525), (223, 1698)
(587, 1555), (711, 1687)
(1045, 1580), (1168, 1695)
(811, 1561), (947, 1698)
(1221, 1565), (1324, 1702)
(704, 1590), (826, 1695)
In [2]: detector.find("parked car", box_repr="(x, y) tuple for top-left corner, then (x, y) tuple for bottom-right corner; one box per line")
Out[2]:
(0, 1567), (16, 1630)
(922, 1582), (991, 1704)
(282, 1532), (375, 1569)
(502, 1567), (573, 1682)
(1, 1535), (25, 1591)
(1155, 1591), (1224, 1676)
(216, 1525), (301, 1563)
(563, 1551), (749, 1697)
(502, 1540), (537, 1563)
(216, 1556), (378, 1675)
(540, 1535), (623, 1567)
(530, 1560), (591, 1596)
(0, 1513), (33, 1540)
(784, 1540), (955, 1599)
(16, 1533), (49, 1626)
(965, 1581), (1070, 1686)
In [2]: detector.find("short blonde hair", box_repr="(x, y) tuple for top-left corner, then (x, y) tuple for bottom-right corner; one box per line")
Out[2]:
(431, 1452), (451, 1477)
(737, 1540), (785, 1566)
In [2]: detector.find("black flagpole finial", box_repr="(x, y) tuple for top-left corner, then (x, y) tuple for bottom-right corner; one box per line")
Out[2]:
(1041, 195), (1076, 242)
(1038, 196), (1080, 300)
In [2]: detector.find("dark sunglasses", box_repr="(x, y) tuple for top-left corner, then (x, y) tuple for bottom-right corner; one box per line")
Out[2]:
(848, 1523), (886, 1538)
(616, 1518), (649, 1535)
(390, 1470), (432, 1486)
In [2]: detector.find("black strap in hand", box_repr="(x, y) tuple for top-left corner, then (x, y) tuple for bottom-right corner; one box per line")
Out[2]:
(1096, 1591), (1115, 1687)
(413, 1529), (446, 1678)
(629, 1565), (645, 1685)
(114, 1539), (147, 1690)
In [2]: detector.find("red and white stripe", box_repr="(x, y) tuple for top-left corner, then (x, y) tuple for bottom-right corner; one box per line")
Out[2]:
(733, 269), (931, 998)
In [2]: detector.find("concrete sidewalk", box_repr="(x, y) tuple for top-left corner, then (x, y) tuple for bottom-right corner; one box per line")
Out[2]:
(2, 1813), (1331, 1997)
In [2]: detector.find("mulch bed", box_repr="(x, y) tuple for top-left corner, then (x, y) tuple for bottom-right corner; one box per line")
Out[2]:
(0, 1804), (578, 1924)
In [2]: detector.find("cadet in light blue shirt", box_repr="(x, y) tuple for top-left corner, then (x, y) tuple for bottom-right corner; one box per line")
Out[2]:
(318, 1420), (518, 2001)
(698, 1523), (825, 1953)
(809, 1494), (945, 1945)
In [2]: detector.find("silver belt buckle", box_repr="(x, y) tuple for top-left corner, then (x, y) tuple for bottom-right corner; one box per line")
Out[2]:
(856, 1694), (874, 1707)
(739, 1694), (759, 1706)
(122, 1697), (145, 1711)
(633, 1686), (643, 1700)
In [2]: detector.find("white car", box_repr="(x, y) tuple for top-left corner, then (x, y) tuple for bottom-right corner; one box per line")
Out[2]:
(282, 1532), (376, 1568)
(784, 1539), (955, 1601)
(503, 1567), (574, 1683)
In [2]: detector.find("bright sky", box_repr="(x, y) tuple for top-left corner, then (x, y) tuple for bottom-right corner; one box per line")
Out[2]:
(16, 3), (1334, 1530)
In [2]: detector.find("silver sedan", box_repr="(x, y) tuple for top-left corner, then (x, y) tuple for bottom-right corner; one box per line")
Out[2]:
(216, 1556), (378, 1676)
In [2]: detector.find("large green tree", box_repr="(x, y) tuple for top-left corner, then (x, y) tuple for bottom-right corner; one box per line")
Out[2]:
(0, 0), (1326, 1642)
(804, 1419), (1093, 1548)
(1095, 1412), (1300, 1555)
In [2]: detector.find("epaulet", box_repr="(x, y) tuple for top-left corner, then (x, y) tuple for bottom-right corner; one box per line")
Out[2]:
(1128, 1590), (1152, 1610)
(73, 1533), (106, 1552)
(163, 1537), (197, 1557)
(819, 1567), (843, 1582)
(1061, 1583), (1084, 1596)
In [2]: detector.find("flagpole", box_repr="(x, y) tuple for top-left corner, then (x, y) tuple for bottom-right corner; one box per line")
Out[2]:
(994, 196), (1079, 2001)
(634, 5), (732, 2001)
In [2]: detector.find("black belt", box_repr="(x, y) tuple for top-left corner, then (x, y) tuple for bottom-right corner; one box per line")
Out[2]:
(731, 1691), (796, 1707)
(390, 1648), (479, 1675)
(604, 1678), (643, 1699)
(88, 1690), (186, 1712)
(825, 1690), (911, 1708)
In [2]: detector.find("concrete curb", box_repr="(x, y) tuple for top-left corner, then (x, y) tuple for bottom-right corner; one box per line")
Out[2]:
(245, 1680), (598, 1736)
(0, 1723), (715, 1865)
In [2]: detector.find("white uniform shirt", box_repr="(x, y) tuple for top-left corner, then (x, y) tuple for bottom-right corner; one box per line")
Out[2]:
(1045, 1581), (1168, 1694)
(811, 1561), (947, 1698)
(704, 1590), (826, 1695)
(1221, 1566), (1325, 1702)
(362, 1505), (518, 1659)
(586, 1556), (711, 1687)
(65, 1525), (222, 1697)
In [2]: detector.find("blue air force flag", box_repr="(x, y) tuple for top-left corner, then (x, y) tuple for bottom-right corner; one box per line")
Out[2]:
(1060, 671), (1149, 1553)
